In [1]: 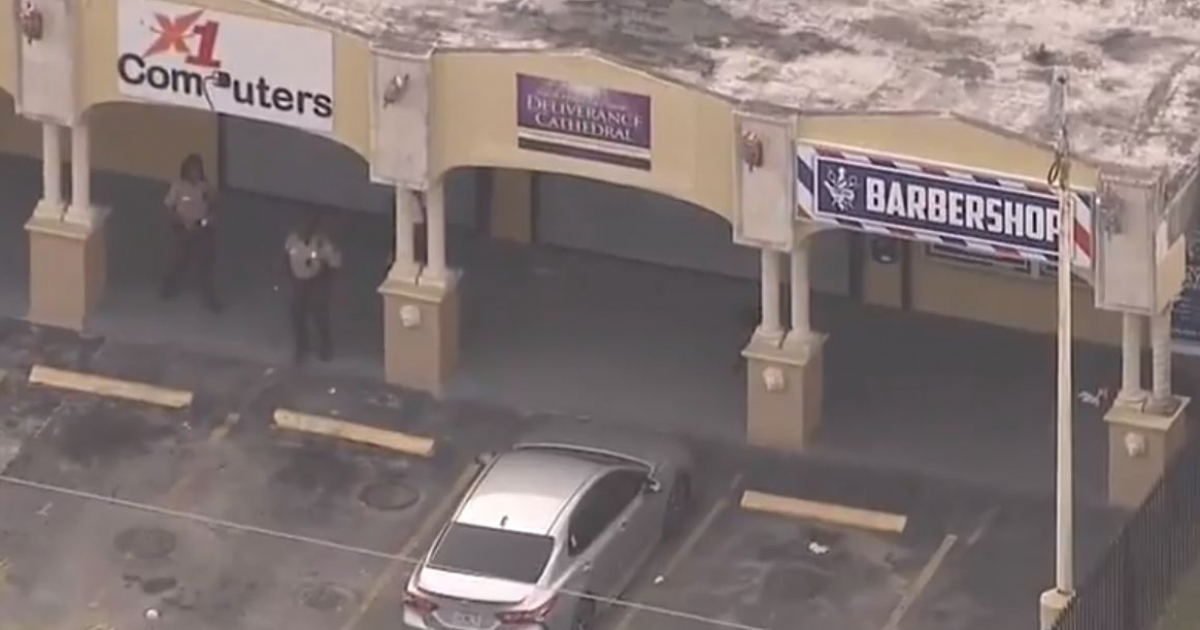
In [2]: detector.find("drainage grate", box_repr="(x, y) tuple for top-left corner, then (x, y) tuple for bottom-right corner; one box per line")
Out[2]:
(359, 479), (420, 512)
(114, 527), (177, 561)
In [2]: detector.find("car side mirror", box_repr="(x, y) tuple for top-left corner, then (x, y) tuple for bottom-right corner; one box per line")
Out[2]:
(643, 478), (662, 494)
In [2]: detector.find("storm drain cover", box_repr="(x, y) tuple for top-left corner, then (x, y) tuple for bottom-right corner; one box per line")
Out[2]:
(359, 480), (419, 511)
(114, 526), (177, 561)
(300, 582), (354, 612)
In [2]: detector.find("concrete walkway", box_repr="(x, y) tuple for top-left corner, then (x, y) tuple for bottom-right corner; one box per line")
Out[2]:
(0, 154), (1124, 506)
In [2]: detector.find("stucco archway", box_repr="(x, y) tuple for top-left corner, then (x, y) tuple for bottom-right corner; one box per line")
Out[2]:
(437, 166), (767, 438)
(80, 100), (391, 372)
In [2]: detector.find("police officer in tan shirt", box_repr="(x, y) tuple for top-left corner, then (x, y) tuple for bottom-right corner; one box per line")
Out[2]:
(285, 212), (343, 363)
(161, 154), (221, 312)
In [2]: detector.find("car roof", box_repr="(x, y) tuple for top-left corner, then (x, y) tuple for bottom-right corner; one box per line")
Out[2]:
(454, 449), (612, 537)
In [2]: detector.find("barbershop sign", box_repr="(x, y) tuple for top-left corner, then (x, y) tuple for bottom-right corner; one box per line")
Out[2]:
(516, 74), (652, 171)
(796, 144), (1095, 268)
(117, 0), (335, 133)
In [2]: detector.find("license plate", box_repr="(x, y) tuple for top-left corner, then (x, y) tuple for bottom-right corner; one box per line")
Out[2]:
(448, 611), (484, 628)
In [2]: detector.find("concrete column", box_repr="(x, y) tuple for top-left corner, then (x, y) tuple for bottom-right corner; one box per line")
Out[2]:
(1119, 313), (1146, 404)
(1104, 306), (1191, 508)
(758, 249), (783, 341)
(790, 240), (810, 336)
(26, 115), (109, 330)
(1149, 309), (1174, 411)
(389, 186), (420, 281)
(745, 238), (828, 453)
(42, 123), (62, 208)
(422, 180), (448, 285)
(380, 178), (460, 397)
(65, 118), (94, 225)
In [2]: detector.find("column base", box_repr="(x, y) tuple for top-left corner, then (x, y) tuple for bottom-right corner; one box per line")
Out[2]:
(742, 330), (827, 452)
(24, 207), (110, 331)
(1039, 588), (1073, 630)
(378, 271), (460, 398)
(1104, 395), (1192, 509)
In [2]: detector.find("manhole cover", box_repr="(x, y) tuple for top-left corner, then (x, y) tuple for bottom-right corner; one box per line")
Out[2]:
(114, 527), (177, 560)
(359, 480), (419, 511)
(300, 582), (354, 612)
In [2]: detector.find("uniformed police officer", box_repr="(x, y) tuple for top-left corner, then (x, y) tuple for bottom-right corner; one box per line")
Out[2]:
(161, 154), (221, 312)
(285, 213), (343, 364)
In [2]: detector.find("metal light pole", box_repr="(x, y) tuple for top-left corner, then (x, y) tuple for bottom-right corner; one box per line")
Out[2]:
(1040, 67), (1075, 629)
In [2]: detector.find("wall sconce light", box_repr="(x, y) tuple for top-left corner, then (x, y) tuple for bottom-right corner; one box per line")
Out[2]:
(20, 1), (45, 44)
(741, 131), (764, 171)
(382, 73), (409, 107)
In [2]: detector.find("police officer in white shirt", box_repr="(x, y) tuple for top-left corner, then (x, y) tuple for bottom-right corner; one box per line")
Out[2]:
(285, 212), (343, 364)
(161, 154), (221, 312)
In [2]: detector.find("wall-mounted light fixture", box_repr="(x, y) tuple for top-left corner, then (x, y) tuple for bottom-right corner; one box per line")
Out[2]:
(19, 1), (45, 44)
(382, 73), (410, 107)
(741, 131), (764, 171)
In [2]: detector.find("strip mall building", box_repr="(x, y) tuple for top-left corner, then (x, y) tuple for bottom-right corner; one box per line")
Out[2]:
(2, 0), (1198, 510)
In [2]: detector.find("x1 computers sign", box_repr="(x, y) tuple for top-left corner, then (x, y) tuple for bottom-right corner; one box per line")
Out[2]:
(796, 144), (1095, 269)
(117, 0), (334, 133)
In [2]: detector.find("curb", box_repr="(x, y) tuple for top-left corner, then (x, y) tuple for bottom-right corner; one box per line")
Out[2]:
(740, 489), (908, 534)
(272, 408), (436, 458)
(28, 365), (194, 409)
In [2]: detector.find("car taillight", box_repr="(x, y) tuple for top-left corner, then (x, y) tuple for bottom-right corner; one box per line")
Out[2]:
(403, 589), (438, 613)
(496, 597), (556, 624)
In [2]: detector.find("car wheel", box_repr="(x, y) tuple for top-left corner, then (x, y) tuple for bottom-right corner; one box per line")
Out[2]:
(662, 473), (692, 540)
(572, 596), (596, 630)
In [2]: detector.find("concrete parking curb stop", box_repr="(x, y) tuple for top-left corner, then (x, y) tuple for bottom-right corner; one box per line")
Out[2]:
(28, 364), (194, 409)
(272, 408), (436, 458)
(740, 490), (908, 534)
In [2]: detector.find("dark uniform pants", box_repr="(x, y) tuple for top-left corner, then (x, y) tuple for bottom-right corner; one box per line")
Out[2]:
(161, 221), (219, 309)
(291, 274), (333, 361)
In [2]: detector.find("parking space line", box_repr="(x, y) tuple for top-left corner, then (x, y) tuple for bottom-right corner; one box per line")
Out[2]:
(339, 462), (482, 630)
(0, 473), (398, 560)
(611, 473), (744, 630)
(161, 412), (242, 509)
(881, 534), (958, 630)
(28, 365), (193, 409)
(272, 408), (435, 458)
(740, 490), (908, 534)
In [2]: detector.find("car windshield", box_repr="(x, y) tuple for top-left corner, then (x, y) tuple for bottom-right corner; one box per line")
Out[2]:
(429, 523), (555, 584)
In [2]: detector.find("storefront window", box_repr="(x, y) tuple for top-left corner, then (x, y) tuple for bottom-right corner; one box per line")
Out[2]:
(925, 244), (1032, 274)
(1172, 229), (1200, 346)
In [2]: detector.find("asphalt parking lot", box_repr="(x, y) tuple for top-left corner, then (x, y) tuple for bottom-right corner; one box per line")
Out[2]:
(0, 321), (1131, 630)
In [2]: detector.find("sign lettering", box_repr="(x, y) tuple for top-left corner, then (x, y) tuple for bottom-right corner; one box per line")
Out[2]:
(799, 147), (1095, 263)
(516, 74), (652, 170)
(117, 0), (335, 133)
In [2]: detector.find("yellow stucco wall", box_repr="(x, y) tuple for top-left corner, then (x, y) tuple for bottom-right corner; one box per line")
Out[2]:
(431, 52), (736, 221)
(0, 0), (15, 99)
(909, 249), (1120, 345)
(78, 0), (371, 159)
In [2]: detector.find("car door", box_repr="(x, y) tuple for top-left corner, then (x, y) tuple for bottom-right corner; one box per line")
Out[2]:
(565, 476), (625, 599)
(601, 469), (660, 595)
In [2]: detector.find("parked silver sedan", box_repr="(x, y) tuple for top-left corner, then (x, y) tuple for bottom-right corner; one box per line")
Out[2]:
(402, 423), (694, 630)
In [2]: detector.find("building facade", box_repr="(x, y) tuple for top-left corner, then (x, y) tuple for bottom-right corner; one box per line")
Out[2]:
(2, 0), (1198, 514)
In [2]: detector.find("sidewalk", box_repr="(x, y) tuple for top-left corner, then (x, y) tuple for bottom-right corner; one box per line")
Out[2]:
(0, 153), (1122, 508)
